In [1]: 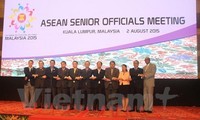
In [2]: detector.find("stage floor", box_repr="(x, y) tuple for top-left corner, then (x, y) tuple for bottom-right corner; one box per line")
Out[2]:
(0, 101), (199, 120)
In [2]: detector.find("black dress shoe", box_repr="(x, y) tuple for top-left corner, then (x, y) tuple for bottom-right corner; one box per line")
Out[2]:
(121, 110), (126, 112)
(147, 111), (152, 113)
(136, 110), (141, 113)
(36, 106), (41, 108)
(82, 107), (86, 111)
(105, 108), (109, 111)
(129, 110), (135, 112)
(143, 110), (148, 112)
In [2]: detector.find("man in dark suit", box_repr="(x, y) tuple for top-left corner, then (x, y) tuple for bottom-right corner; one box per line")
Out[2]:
(104, 61), (119, 111)
(55, 61), (69, 109)
(91, 61), (105, 111)
(34, 60), (46, 108)
(24, 60), (36, 108)
(67, 61), (82, 110)
(129, 60), (143, 112)
(44, 60), (58, 109)
(81, 61), (93, 110)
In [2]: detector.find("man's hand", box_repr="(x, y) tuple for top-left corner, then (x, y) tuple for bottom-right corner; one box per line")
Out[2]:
(56, 76), (61, 80)
(112, 77), (118, 80)
(90, 76), (97, 80)
(75, 76), (83, 80)
(42, 75), (47, 79)
(138, 74), (145, 79)
(25, 77), (28, 81)
(66, 76), (72, 80)
(64, 76), (69, 80)
(103, 78), (110, 81)
(32, 74), (38, 78)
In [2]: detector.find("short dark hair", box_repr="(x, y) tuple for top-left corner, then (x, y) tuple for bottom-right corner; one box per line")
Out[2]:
(73, 61), (78, 64)
(134, 60), (139, 64)
(28, 60), (34, 63)
(38, 60), (44, 64)
(50, 59), (55, 63)
(85, 61), (90, 64)
(61, 61), (66, 64)
(97, 61), (102, 65)
(110, 61), (115, 65)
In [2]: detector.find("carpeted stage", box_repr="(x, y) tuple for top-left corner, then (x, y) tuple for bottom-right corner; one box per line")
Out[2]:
(0, 101), (199, 120)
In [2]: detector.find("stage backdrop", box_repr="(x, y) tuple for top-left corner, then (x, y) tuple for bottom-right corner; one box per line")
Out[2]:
(1, 0), (197, 78)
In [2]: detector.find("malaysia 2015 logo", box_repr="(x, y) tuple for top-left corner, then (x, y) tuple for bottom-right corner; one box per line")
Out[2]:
(9, 3), (35, 33)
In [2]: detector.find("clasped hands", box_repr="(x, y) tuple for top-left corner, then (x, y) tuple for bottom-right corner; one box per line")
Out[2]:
(24, 74), (46, 80)
(32, 74), (46, 79)
(103, 77), (118, 81)
(138, 74), (145, 78)
(90, 75), (97, 80)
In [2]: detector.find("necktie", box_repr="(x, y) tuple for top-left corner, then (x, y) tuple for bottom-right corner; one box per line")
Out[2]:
(74, 68), (76, 74)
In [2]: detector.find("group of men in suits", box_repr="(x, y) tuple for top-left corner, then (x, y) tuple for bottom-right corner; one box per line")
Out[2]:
(24, 57), (156, 113)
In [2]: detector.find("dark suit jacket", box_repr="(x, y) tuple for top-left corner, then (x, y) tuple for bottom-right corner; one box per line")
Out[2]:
(81, 68), (93, 89)
(129, 68), (143, 88)
(44, 67), (58, 88)
(35, 67), (46, 88)
(68, 68), (82, 88)
(92, 69), (105, 88)
(104, 67), (119, 89)
(56, 67), (69, 88)
(24, 67), (36, 86)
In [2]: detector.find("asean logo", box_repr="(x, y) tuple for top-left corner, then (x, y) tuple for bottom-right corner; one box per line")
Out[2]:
(9, 3), (35, 33)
